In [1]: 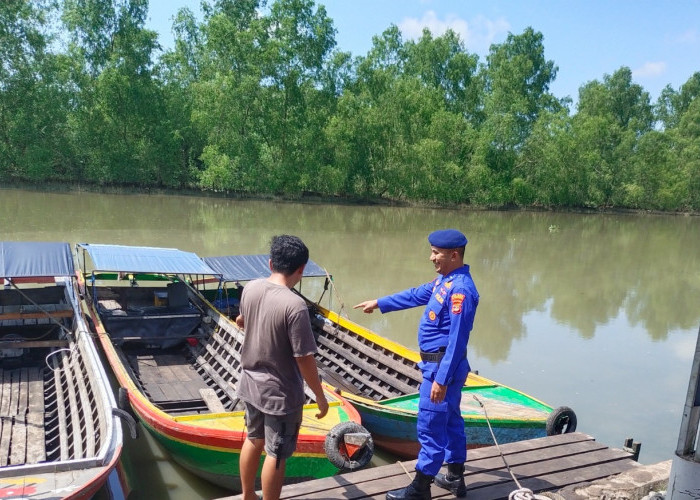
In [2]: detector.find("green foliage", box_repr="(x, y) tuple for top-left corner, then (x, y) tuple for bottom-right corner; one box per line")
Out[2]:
(1, 1), (698, 211)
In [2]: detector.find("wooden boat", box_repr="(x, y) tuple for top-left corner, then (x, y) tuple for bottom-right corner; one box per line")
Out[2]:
(202, 255), (578, 459)
(75, 244), (373, 492)
(0, 241), (123, 499)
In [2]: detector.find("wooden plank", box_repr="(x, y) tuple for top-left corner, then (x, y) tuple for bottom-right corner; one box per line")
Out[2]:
(459, 447), (634, 494)
(154, 358), (203, 401)
(129, 352), (209, 404)
(150, 361), (189, 401)
(268, 434), (598, 499)
(9, 413), (27, 465)
(219, 433), (636, 500)
(0, 368), (23, 466)
(0, 415), (10, 466)
(52, 354), (71, 461)
(0, 366), (48, 466)
(315, 319), (422, 383)
(191, 350), (239, 405)
(0, 304), (73, 321)
(315, 322), (422, 387)
(61, 351), (84, 459)
(315, 343), (403, 400)
(0, 369), (11, 466)
(6, 368), (31, 465)
(317, 363), (366, 394)
(73, 353), (97, 457)
(27, 367), (44, 413)
(19, 367), (29, 415)
(9, 368), (20, 416)
(0, 368), (11, 416)
(468, 459), (638, 500)
(25, 410), (46, 464)
(288, 448), (636, 500)
(200, 388), (227, 413)
(210, 329), (244, 371)
(202, 342), (241, 382)
(0, 340), (71, 349)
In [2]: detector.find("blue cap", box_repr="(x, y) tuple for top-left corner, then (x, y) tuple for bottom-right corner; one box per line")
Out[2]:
(428, 229), (468, 248)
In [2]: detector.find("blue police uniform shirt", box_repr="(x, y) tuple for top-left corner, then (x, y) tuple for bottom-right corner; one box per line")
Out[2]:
(376, 265), (479, 386)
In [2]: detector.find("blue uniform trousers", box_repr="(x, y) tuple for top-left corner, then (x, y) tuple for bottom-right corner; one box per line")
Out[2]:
(415, 357), (469, 476)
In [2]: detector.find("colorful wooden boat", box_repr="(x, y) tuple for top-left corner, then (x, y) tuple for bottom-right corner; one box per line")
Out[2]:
(0, 241), (123, 499)
(202, 255), (577, 459)
(75, 244), (372, 492)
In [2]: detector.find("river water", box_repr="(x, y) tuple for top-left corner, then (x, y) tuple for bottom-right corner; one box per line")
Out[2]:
(2, 187), (699, 499)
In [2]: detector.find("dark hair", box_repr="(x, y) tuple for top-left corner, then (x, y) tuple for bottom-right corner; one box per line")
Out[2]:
(269, 235), (309, 275)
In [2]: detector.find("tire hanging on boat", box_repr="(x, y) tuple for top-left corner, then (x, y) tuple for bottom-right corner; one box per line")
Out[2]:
(546, 406), (577, 435)
(324, 421), (374, 470)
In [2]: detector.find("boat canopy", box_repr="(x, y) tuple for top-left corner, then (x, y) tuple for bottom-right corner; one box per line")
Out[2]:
(77, 243), (220, 276)
(203, 254), (327, 282)
(0, 241), (74, 278)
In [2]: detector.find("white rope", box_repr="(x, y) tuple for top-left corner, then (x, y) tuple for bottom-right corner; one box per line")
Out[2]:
(474, 394), (552, 500)
(321, 268), (348, 319)
(509, 487), (550, 500)
(44, 329), (84, 373)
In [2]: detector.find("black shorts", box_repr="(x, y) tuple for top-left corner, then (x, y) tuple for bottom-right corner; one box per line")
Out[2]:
(244, 403), (303, 460)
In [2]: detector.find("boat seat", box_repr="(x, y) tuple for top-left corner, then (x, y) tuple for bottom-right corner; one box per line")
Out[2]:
(0, 303), (73, 326)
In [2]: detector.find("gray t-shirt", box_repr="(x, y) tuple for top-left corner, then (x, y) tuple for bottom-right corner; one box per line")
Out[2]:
(236, 278), (317, 415)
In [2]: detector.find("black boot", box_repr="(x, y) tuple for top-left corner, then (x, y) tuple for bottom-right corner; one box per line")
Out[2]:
(435, 462), (467, 497)
(386, 469), (433, 499)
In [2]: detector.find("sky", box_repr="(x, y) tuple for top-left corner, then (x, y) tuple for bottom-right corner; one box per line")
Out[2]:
(145, 0), (700, 105)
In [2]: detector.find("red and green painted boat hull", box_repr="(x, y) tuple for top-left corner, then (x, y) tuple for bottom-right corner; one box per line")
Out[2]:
(344, 384), (552, 458)
(133, 399), (352, 490)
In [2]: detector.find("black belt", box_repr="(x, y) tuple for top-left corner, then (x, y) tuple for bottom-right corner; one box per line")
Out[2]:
(419, 348), (466, 363)
(420, 348), (446, 363)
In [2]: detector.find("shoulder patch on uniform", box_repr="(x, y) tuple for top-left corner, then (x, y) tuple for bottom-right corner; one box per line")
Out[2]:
(451, 293), (465, 314)
(445, 281), (452, 289)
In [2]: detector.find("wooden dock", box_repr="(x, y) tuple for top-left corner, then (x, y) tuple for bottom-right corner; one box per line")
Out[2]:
(222, 432), (639, 499)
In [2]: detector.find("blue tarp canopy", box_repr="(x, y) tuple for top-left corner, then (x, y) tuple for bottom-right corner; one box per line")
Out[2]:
(0, 241), (74, 278)
(77, 243), (219, 276)
(203, 255), (327, 282)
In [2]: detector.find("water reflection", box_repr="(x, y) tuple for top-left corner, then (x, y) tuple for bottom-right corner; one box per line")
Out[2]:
(1, 187), (699, 477)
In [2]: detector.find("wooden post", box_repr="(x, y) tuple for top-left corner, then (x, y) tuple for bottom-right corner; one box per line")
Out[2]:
(668, 324), (700, 499)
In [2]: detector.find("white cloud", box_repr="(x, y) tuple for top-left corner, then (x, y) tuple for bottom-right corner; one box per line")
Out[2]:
(633, 61), (667, 79)
(398, 11), (510, 55)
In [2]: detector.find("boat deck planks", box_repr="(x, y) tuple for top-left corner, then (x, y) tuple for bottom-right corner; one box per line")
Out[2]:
(125, 350), (211, 404)
(221, 433), (639, 500)
(0, 367), (46, 466)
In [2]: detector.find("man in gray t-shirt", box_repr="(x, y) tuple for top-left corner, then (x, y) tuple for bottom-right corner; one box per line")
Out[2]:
(235, 235), (328, 500)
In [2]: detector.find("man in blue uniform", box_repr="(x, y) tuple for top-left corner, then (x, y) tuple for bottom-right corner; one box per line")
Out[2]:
(354, 229), (479, 499)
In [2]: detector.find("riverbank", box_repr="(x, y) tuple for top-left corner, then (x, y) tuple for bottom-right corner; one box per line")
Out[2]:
(2, 182), (699, 217)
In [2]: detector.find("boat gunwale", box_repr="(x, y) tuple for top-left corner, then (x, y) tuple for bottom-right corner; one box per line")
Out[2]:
(0, 274), (122, 490)
(79, 272), (360, 451)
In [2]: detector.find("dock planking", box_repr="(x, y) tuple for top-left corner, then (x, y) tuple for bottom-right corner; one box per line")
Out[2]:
(221, 432), (639, 500)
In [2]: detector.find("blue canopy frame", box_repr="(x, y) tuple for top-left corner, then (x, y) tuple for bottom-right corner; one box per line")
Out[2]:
(76, 243), (223, 312)
(0, 241), (74, 279)
(76, 243), (219, 275)
(202, 254), (327, 283)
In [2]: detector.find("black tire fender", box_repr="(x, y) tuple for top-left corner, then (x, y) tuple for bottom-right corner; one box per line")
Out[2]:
(546, 406), (577, 435)
(324, 421), (374, 471)
(118, 387), (131, 412)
